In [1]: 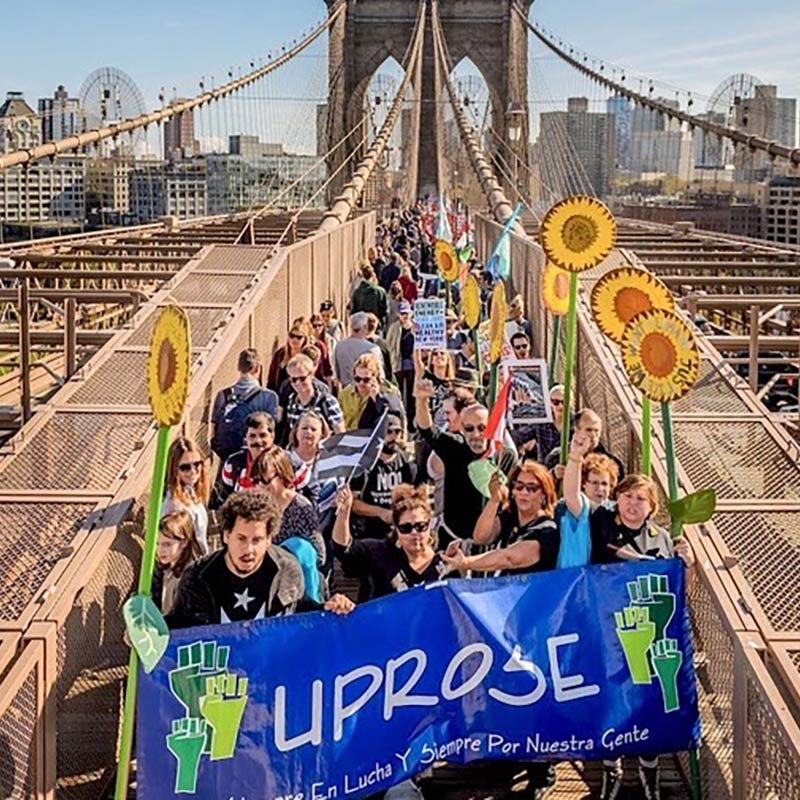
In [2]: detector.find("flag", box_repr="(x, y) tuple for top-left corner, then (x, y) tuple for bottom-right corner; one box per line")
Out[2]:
(487, 203), (522, 281)
(436, 195), (452, 242)
(315, 414), (388, 510)
(484, 375), (512, 458)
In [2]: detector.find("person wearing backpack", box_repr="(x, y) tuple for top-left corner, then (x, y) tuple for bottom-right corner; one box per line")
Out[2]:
(210, 349), (279, 461)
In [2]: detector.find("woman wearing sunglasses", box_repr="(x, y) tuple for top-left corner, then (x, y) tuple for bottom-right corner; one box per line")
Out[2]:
(332, 484), (445, 601)
(267, 319), (312, 391)
(441, 462), (559, 576)
(162, 437), (211, 555)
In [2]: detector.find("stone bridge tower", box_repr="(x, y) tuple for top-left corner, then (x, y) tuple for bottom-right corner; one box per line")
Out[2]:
(325, 0), (533, 201)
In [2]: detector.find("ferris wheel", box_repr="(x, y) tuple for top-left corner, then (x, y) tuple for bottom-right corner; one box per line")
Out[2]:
(79, 66), (147, 153)
(707, 73), (770, 167)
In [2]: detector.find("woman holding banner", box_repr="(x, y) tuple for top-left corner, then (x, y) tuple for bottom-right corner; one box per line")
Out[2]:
(332, 484), (446, 600)
(441, 462), (559, 576)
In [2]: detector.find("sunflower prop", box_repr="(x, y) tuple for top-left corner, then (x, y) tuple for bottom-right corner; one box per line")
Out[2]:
(621, 307), (701, 538)
(541, 261), (571, 380)
(434, 239), (459, 283)
(116, 305), (191, 800)
(590, 266), (675, 475)
(487, 281), (507, 406)
(539, 195), (617, 463)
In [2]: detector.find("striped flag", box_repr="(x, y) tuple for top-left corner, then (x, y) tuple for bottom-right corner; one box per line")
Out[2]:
(315, 413), (388, 510)
(484, 376), (513, 459)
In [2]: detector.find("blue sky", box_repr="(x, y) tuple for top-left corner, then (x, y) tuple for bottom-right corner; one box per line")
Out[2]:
(1, 0), (797, 139)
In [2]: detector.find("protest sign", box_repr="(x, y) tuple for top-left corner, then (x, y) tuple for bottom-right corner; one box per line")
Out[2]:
(413, 298), (447, 350)
(138, 560), (700, 799)
(506, 358), (552, 426)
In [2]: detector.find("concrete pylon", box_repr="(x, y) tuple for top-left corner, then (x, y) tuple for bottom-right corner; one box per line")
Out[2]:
(324, 0), (532, 203)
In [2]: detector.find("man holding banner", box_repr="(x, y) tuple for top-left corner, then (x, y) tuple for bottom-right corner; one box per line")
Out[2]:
(165, 492), (353, 629)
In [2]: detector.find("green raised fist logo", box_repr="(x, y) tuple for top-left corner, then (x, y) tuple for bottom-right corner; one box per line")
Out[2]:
(166, 641), (248, 793)
(613, 572), (683, 713)
(615, 605), (656, 684)
(200, 673), (249, 760)
(651, 638), (683, 713)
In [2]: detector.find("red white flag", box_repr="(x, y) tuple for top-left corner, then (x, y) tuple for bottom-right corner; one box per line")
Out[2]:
(484, 375), (513, 458)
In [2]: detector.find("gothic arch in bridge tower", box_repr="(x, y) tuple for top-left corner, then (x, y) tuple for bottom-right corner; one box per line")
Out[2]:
(324, 0), (533, 202)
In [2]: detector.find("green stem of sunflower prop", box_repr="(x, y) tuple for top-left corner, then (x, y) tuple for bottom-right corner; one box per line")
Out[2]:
(549, 315), (561, 382)
(445, 279), (452, 311)
(559, 273), (579, 463)
(661, 400), (703, 799)
(115, 424), (173, 800)
(488, 361), (499, 409)
(641, 396), (652, 477)
(473, 328), (483, 386)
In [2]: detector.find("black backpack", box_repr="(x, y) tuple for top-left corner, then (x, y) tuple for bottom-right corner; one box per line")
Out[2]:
(211, 386), (262, 460)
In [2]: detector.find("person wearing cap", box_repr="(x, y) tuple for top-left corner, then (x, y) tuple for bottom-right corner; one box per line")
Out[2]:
(349, 412), (417, 543)
(319, 300), (345, 342)
(386, 301), (417, 424)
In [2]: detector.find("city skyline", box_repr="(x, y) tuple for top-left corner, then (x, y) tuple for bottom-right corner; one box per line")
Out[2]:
(0, 1), (797, 144)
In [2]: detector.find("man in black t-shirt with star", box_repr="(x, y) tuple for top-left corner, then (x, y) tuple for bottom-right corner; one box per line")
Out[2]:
(166, 491), (352, 629)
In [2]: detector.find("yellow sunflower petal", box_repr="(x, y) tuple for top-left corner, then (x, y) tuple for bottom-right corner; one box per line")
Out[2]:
(463, 275), (481, 330)
(489, 281), (507, 363)
(147, 305), (191, 427)
(621, 309), (700, 403)
(539, 195), (617, 272)
(541, 261), (571, 316)
(434, 240), (459, 282)
(591, 266), (675, 343)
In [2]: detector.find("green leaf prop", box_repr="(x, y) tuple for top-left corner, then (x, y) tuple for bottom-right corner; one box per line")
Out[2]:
(468, 459), (507, 499)
(123, 594), (169, 673)
(668, 488), (717, 530)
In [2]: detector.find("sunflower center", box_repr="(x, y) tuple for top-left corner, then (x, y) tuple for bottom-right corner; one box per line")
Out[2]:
(561, 215), (598, 253)
(554, 271), (570, 299)
(614, 287), (652, 324)
(158, 339), (177, 392)
(640, 332), (677, 378)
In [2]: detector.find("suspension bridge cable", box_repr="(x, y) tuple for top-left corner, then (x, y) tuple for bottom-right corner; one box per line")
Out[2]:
(430, 0), (522, 230)
(0, 0), (348, 171)
(513, 3), (800, 168)
(318, 0), (427, 231)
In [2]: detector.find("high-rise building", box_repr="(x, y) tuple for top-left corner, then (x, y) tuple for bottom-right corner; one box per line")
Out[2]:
(163, 100), (197, 162)
(38, 85), (82, 143)
(763, 176), (800, 245)
(0, 157), (85, 221)
(129, 158), (206, 222)
(538, 97), (616, 196)
(606, 95), (632, 171)
(629, 97), (685, 176)
(85, 155), (134, 214)
(0, 91), (41, 154)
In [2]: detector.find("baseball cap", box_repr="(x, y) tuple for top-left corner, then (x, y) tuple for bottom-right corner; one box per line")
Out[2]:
(319, 300), (335, 312)
(398, 302), (412, 314)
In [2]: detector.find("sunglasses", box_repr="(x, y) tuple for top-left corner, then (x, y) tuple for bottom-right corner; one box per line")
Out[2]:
(289, 333), (306, 341)
(513, 481), (541, 493)
(387, 427), (403, 434)
(396, 520), (430, 534)
(463, 423), (487, 433)
(550, 398), (564, 406)
(312, 322), (324, 329)
(178, 460), (204, 473)
(353, 375), (373, 384)
(290, 373), (311, 384)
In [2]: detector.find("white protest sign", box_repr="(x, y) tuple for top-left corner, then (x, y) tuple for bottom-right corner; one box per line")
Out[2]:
(414, 298), (447, 350)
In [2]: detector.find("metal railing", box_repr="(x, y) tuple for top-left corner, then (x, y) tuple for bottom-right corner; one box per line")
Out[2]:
(473, 213), (800, 799)
(0, 211), (375, 798)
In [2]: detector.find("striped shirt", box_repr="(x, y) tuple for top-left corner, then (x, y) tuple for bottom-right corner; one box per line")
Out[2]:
(285, 387), (344, 431)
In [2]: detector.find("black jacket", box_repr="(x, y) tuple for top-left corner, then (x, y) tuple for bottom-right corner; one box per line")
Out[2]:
(165, 546), (306, 629)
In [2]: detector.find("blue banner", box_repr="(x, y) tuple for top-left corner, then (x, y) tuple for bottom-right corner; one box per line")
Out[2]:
(137, 560), (700, 799)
